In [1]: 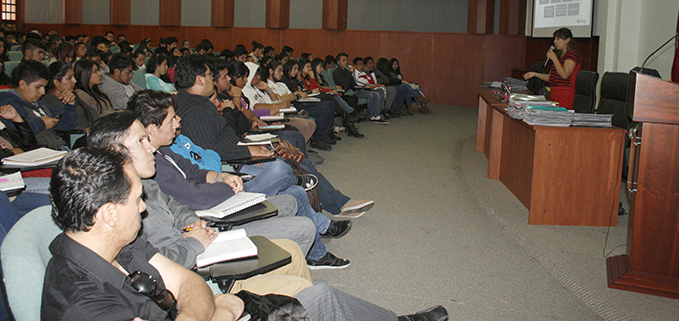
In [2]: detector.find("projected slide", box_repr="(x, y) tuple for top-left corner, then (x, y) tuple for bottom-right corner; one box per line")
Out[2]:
(532, 0), (593, 38)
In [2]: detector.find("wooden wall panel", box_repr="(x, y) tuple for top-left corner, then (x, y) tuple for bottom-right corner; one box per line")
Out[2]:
(159, 0), (181, 27)
(110, 0), (131, 26)
(233, 28), (280, 53)
(322, 0), (347, 31)
(499, 0), (521, 35)
(212, 0), (234, 28)
(433, 33), (487, 107)
(280, 29), (327, 58)
(63, 0), (82, 25)
(379, 32), (434, 102)
(265, 0), (290, 29)
(468, 0), (494, 34)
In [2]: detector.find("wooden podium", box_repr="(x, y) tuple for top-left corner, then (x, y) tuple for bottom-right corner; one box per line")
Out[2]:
(606, 72), (679, 299)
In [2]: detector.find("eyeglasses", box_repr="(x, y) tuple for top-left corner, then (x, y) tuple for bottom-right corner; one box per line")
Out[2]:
(122, 69), (133, 74)
(128, 270), (178, 319)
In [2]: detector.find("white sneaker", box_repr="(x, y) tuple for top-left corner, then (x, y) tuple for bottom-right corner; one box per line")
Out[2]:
(370, 116), (389, 125)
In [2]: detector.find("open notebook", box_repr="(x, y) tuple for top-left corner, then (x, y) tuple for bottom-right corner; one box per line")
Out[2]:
(1, 148), (67, 166)
(195, 192), (266, 219)
(196, 229), (257, 268)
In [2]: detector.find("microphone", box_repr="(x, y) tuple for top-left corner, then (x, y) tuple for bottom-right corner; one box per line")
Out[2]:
(640, 33), (679, 74)
(543, 45), (556, 68)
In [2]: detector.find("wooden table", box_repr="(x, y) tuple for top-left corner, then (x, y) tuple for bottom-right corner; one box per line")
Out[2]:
(477, 87), (625, 226)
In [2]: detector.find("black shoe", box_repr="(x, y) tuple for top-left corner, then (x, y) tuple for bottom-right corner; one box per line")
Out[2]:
(398, 306), (448, 321)
(323, 137), (337, 145)
(306, 252), (350, 270)
(328, 132), (342, 141)
(309, 140), (332, 151)
(321, 220), (352, 238)
(306, 150), (325, 164)
(347, 126), (364, 138)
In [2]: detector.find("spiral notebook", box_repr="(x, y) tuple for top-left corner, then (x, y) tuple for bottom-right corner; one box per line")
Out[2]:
(0, 172), (25, 192)
(195, 192), (266, 219)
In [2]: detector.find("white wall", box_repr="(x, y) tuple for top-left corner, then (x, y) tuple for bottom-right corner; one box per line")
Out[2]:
(597, 0), (678, 80)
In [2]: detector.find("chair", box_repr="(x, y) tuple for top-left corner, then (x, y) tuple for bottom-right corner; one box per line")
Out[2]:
(596, 72), (630, 129)
(4, 60), (20, 77)
(1, 206), (60, 321)
(8, 51), (22, 62)
(572, 70), (599, 113)
(131, 67), (147, 89)
(320, 68), (336, 87)
(9, 45), (20, 51)
(527, 61), (547, 95)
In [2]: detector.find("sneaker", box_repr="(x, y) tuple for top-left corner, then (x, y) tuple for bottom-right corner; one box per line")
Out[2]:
(306, 150), (325, 164)
(398, 305), (448, 321)
(340, 200), (374, 215)
(370, 115), (390, 125)
(307, 252), (350, 270)
(321, 220), (352, 238)
(334, 211), (366, 220)
(296, 174), (318, 191)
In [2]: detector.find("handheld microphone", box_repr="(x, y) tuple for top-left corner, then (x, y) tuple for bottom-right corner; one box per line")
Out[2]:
(543, 45), (556, 68)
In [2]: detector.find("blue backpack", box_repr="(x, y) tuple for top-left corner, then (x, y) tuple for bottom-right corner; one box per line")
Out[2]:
(170, 134), (222, 172)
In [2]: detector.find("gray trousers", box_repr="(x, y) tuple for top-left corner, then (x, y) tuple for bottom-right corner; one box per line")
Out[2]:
(294, 282), (398, 321)
(236, 194), (316, 256)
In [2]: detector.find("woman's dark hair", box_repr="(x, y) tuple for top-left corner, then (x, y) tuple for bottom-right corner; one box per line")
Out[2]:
(127, 90), (176, 127)
(74, 59), (112, 124)
(297, 59), (311, 79)
(220, 49), (234, 60)
(263, 60), (282, 80)
(226, 60), (249, 86)
(376, 58), (390, 75)
(55, 42), (74, 63)
(263, 46), (275, 56)
(146, 54), (168, 75)
(50, 146), (132, 232)
(251, 41), (264, 52)
(553, 27), (576, 51)
(199, 39), (214, 51)
(282, 59), (298, 79)
(389, 58), (401, 75)
(46, 61), (73, 93)
(310, 58), (325, 78)
(0, 37), (9, 61)
(167, 55), (179, 68)
(281, 46), (294, 55)
(118, 41), (134, 55)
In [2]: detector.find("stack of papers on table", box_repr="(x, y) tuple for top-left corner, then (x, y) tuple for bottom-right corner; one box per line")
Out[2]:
(1, 148), (67, 166)
(572, 113), (614, 128)
(523, 108), (574, 127)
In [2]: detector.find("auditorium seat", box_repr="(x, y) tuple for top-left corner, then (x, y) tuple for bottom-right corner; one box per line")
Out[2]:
(572, 70), (598, 113)
(596, 72), (630, 129)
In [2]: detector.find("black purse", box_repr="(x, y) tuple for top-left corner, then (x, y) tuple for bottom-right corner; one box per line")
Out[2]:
(235, 290), (310, 321)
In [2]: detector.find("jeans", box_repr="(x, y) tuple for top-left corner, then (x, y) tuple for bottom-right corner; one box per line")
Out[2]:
(236, 194), (316, 256)
(294, 282), (398, 321)
(242, 159), (297, 196)
(332, 95), (354, 113)
(295, 100), (335, 143)
(276, 131), (352, 214)
(354, 91), (383, 117)
(241, 158), (331, 260)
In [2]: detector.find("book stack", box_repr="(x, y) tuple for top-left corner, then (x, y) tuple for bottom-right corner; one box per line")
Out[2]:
(505, 94), (558, 119)
(523, 107), (574, 127)
(571, 113), (614, 128)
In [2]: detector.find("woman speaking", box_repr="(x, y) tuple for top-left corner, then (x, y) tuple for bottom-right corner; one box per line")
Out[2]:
(523, 27), (581, 110)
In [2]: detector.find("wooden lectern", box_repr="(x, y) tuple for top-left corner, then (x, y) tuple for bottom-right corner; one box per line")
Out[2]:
(606, 72), (679, 299)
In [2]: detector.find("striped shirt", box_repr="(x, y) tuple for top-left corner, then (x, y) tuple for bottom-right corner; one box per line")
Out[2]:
(549, 50), (581, 88)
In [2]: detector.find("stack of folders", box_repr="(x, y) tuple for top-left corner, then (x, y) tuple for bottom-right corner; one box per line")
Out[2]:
(506, 94), (558, 120)
(523, 106), (574, 127)
(571, 113), (614, 128)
